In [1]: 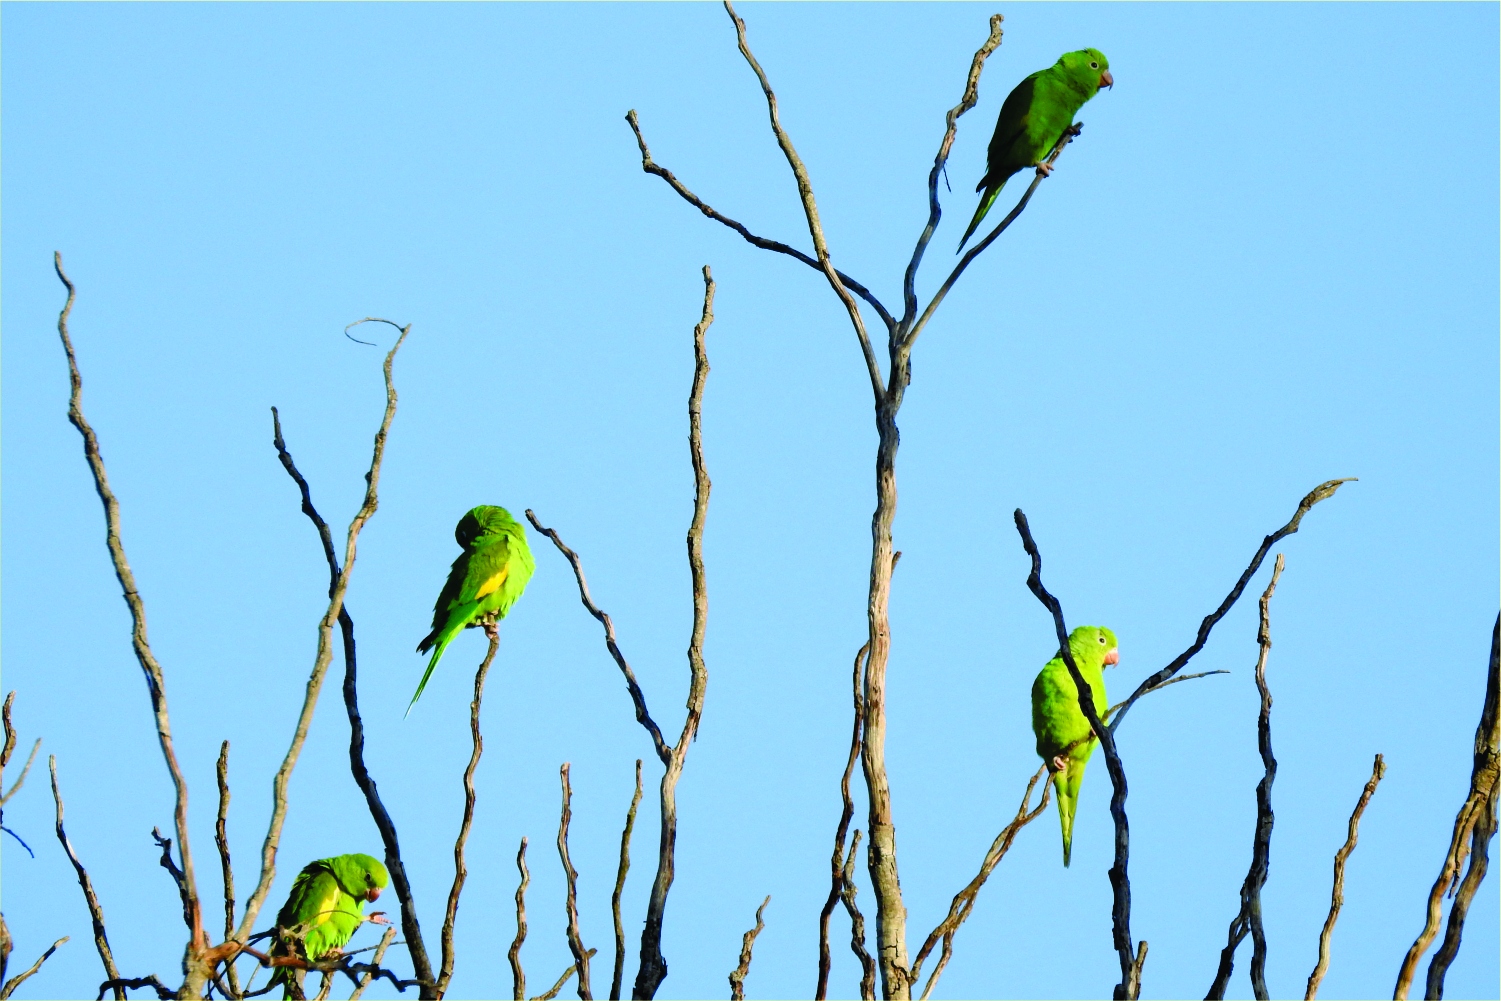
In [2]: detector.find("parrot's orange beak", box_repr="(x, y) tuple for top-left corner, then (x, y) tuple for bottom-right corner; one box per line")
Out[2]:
(367, 887), (382, 902)
(1099, 69), (1114, 89)
(1104, 648), (1119, 666)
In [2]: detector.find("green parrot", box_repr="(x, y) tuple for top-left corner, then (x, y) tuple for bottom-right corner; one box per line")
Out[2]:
(1031, 625), (1119, 867)
(957, 48), (1113, 252)
(268, 853), (389, 998)
(409, 505), (535, 713)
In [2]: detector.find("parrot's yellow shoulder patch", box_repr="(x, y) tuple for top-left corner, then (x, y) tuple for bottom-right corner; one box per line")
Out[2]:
(475, 566), (509, 600)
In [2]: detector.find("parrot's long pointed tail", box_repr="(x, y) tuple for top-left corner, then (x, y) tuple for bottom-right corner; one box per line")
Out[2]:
(957, 182), (1005, 254)
(405, 642), (450, 717)
(1055, 768), (1080, 868)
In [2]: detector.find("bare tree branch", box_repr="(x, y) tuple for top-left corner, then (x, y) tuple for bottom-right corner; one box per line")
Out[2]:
(53, 253), (207, 968)
(612, 762), (644, 1001)
(235, 319), (410, 964)
(841, 829), (876, 1001)
(214, 743), (240, 998)
(50, 757), (124, 999)
(511, 838), (530, 1001)
(912, 765), (1052, 1000)
(899, 15), (1004, 326)
(1305, 753), (1385, 1000)
(347, 927), (397, 1001)
(270, 407), (434, 997)
(152, 827), (196, 939)
(558, 764), (592, 1000)
(1, 698), (41, 809)
(436, 628), (501, 998)
(1395, 613), (1500, 1000)
(624, 111), (896, 339)
(1110, 479), (1356, 734)
(728, 897), (770, 1001)
(96, 976), (174, 1001)
(0, 937), (66, 1000)
(818, 645), (868, 1000)
(1207, 553), (1286, 1000)
(531, 950), (597, 1001)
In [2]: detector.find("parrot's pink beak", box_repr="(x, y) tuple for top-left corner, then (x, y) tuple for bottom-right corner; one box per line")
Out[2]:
(1104, 649), (1119, 666)
(367, 887), (382, 903)
(1099, 69), (1114, 89)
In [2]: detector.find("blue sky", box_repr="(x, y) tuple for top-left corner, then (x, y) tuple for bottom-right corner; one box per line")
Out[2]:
(2, 3), (1497, 1000)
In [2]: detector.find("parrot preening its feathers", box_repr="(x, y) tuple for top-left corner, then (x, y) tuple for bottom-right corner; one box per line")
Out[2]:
(409, 505), (535, 714)
(268, 853), (390, 998)
(958, 48), (1112, 253)
(1031, 625), (1119, 867)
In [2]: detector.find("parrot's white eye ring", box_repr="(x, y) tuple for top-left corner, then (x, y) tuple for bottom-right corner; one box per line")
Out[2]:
(1089, 61), (1098, 69)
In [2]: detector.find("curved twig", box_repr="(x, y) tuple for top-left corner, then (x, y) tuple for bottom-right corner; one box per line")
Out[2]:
(558, 764), (591, 1000)
(611, 761), (644, 1001)
(841, 830), (876, 1000)
(50, 757), (123, 998)
(817, 645), (868, 1000)
(531, 951), (597, 1001)
(728, 897), (770, 1001)
(0, 937), (66, 1000)
(54, 253), (206, 958)
(510, 838), (530, 1001)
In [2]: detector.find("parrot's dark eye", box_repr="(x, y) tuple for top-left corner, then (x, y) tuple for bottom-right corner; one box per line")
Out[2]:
(1098, 635), (1106, 643)
(1089, 62), (1099, 69)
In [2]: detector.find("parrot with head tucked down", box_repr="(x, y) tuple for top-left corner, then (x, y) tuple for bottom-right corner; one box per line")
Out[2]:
(267, 853), (389, 998)
(1031, 625), (1119, 867)
(957, 48), (1113, 252)
(410, 505), (535, 714)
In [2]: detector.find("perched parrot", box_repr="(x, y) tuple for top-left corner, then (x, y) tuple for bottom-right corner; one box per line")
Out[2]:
(957, 48), (1113, 252)
(409, 505), (535, 713)
(1031, 625), (1119, 867)
(267, 853), (389, 998)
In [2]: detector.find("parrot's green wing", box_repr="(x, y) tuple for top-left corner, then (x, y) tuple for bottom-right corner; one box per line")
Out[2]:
(409, 506), (535, 713)
(1030, 625), (1117, 867)
(958, 48), (1112, 252)
(268, 856), (379, 998)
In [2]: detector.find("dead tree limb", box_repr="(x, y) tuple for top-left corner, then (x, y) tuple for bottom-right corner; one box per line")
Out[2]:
(558, 764), (591, 1000)
(728, 897), (770, 1001)
(1207, 553), (1286, 1000)
(0, 937), (67, 1000)
(817, 645), (868, 1000)
(511, 838), (530, 1001)
(50, 757), (123, 998)
(611, 762), (644, 1001)
(1305, 753), (1386, 1000)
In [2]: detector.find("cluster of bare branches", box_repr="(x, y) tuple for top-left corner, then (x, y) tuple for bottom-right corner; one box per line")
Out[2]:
(9, 8), (1496, 1001)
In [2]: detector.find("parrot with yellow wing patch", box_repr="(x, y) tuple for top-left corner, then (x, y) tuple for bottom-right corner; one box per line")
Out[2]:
(267, 853), (389, 998)
(1031, 625), (1118, 867)
(409, 505), (535, 713)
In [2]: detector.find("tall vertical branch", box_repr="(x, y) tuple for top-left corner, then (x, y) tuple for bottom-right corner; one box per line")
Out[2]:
(1207, 553), (1286, 1001)
(511, 838), (530, 1001)
(49, 757), (123, 999)
(234, 318), (410, 957)
(611, 761), (644, 1001)
(214, 743), (239, 997)
(270, 405), (434, 996)
(558, 764), (591, 1001)
(436, 630), (502, 997)
(1395, 613), (1500, 1000)
(1305, 753), (1386, 1000)
(53, 254), (207, 968)
(632, 265), (715, 999)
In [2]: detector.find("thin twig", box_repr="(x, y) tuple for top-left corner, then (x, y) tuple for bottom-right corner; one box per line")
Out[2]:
(1395, 613), (1500, 999)
(524, 512), (671, 766)
(817, 645), (868, 1000)
(1110, 479), (1356, 734)
(632, 266), (715, 1001)
(841, 830), (876, 1001)
(721, 1), (883, 403)
(437, 628), (500, 998)
(612, 761), (644, 1001)
(531, 950), (598, 1001)
(0, 938), (67, 1000)
(1104, 671), (1229, 719)
(559, 764), (592, 1000)
(215, 742), (240, 997)
(1305, 753), (1386, 1000)
(152, 827), (195, 938)
(2, 737), (41, 809)
(1014, 510), (1136, 998)
(900, 14), (1005, 328)
(348, 927), (398, 1001)
(511, 838), (530, 1001)
(96, 977), (174, 1001)
(50, 757), (123, 998)
(622, 113), (896, 338)
(54, 253), (206, 962)
(912, 765), (1052, 1000)
(1207, 554), (1286, 1000)
(728, 897), (770, 1001)
(236, 320), (410, 961)
(1, 694), (41, 858)
(271, 407), (434, 997)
